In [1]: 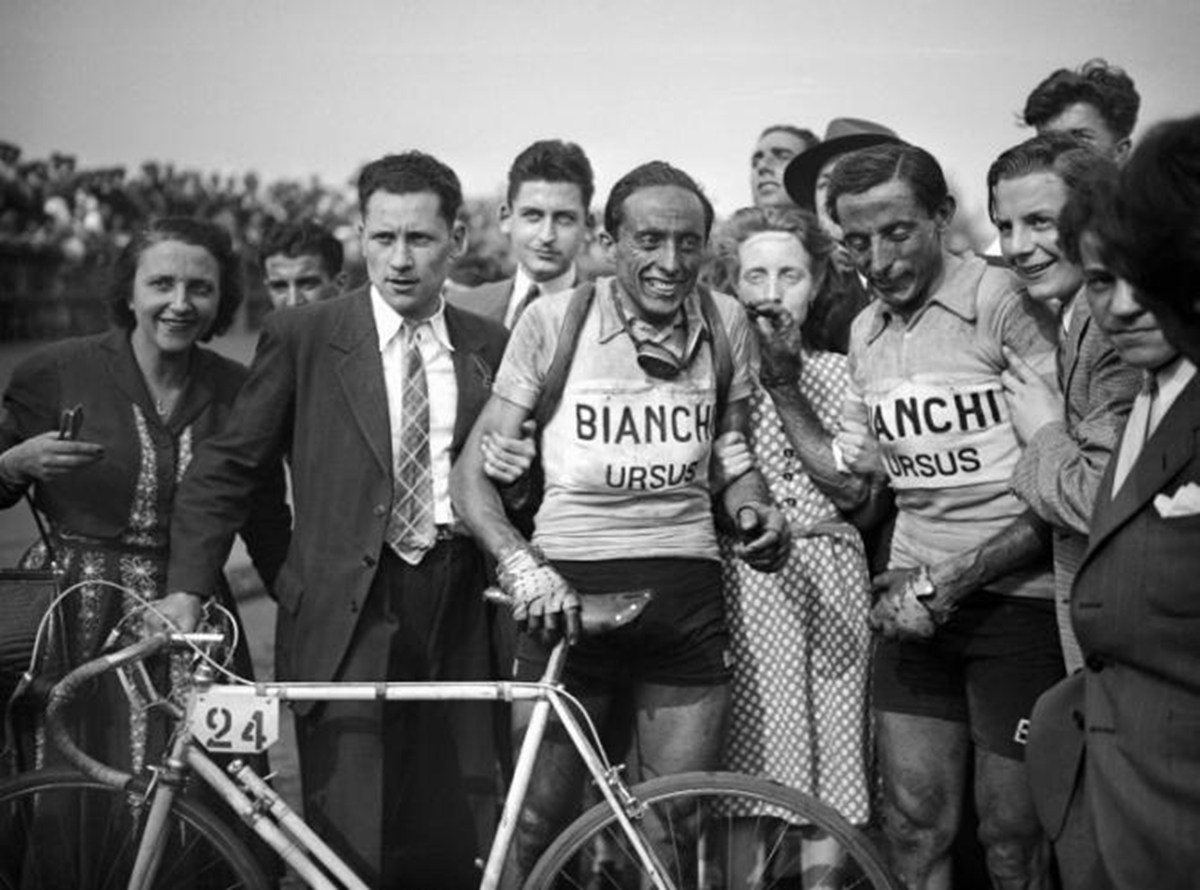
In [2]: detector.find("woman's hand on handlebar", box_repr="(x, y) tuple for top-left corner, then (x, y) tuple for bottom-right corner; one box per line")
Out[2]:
(145, 591), (206, 635)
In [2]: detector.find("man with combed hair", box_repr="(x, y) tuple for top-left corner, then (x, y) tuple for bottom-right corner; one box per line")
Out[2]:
(258, 219), (347, 310)
(448, 138), (594, 328)
(828, 142), (1061, 889)
(1023, 58), (1140, 164)
(749, 123), (819, 210)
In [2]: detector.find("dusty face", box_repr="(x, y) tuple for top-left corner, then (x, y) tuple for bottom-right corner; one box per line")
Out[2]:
(500, 180), (589, 283)
(1080, 233), (1177, 370)
(129, 239), (221, 356)
(607, 185), (707, 326)
(263, 253), (343, 309)
(836, 178), (951, 319)
(993, 171), (1083, 304)
(735, 231), (818, 327)
(359, 189), (464, 320)
(751, 130), (808, 209)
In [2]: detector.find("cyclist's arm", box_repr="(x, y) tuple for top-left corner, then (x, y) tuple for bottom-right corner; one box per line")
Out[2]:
(451, 392), (532, 560)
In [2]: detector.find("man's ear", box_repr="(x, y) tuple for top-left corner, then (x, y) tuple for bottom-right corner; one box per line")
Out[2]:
(452, 220), (468, 258)
(933, 194), (957, 232)
(1114, 137), (1133, 165)
(597, 229), (615, 253)
(498, 202), (513, 236)
(333, 271), (349, 293)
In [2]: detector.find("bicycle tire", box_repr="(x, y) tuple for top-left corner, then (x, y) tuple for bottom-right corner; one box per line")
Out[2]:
(525, 770), (898, 890)
(0, 766), (270, 890)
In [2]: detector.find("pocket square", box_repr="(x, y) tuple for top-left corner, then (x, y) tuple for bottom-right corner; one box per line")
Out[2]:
(1154, 482), (1200, 518)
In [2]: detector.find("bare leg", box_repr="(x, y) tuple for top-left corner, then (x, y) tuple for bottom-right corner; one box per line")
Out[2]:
(876, 711), (968, 890)
(975, 747), (1051, 890)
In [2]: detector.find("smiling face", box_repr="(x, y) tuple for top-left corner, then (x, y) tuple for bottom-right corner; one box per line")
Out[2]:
(751, 130), (808, 209)
(1080, 232), (1176, 370)
(263, 253), (343, 309)
(129, 239), (221, 357)
(735, 231), (818, 326)
(359, 189), (465, 320)
(993, 170), (1083, 304)
(500, 179), (589, 283)
(835, 178), (951, 318)
(607, 185), (707, 326)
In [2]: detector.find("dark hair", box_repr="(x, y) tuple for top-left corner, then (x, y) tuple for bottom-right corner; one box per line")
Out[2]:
(1023, 58), (1140, 141)
(986, 132), (1110, 222)
(109, 217), (242, 340)
(825, 142), (947, 224)
(758, 124), (820, 150)
(258, 219), (344, 276)
(714, 206), (833, 294)
(1057, 162), (1123, 268)
(1109, 115), (1200, 309)
(356, 151), (463, 227)
(603, 161), (715, 239)
(506, 139), (595, 211)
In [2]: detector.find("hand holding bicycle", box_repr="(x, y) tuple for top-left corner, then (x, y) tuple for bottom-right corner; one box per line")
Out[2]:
(497, 544), (582, 645)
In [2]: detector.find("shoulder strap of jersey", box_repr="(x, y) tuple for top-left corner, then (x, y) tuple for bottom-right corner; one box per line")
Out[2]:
(698, 285), (732, 417)
(532, 280), (596, 431)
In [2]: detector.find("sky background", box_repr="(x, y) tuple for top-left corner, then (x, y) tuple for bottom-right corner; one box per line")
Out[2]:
(3, 0), (1199, 231)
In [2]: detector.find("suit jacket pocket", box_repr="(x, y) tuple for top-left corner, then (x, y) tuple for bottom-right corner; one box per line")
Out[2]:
(274, 562), (304, 616)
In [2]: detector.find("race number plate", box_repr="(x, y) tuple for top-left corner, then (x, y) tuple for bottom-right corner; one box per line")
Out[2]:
(191, 686), (280, 754)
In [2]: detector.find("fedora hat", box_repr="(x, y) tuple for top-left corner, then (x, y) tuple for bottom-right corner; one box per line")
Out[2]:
(783, 117), (901, 210)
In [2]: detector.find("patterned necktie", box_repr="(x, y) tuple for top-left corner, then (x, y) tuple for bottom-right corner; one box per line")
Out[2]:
(510, 282), (540, 328)
(387, 323), (436, 564)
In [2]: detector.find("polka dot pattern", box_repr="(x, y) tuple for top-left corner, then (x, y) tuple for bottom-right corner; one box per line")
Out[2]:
(719, 351), (873, 823)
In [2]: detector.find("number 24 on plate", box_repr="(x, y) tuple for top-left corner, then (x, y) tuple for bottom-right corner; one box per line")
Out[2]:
(190, 686), (281, 754)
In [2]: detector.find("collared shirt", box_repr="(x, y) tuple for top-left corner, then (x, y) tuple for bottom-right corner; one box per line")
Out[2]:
(847, 252), (1059, 598)
(495, 276), (754, 562)
(504, 264), (578, 329)
(370, 286), (458, 525)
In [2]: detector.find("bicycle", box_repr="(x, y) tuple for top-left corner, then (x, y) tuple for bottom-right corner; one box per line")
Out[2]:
(0, 589), (898, 890)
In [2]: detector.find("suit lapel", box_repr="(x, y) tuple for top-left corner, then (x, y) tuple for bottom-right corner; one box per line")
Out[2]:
(1060, 300), (1090, 397)
(445, 303), (496, 455)
(101, 330), (153, 411)
(331, 290), (392, 475)
(1085, 372), (1200, 559)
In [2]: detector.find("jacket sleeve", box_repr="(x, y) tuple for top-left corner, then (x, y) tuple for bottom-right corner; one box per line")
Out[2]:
(0, 347), (61, 507)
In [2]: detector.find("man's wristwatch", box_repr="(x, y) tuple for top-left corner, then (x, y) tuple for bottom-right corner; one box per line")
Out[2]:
(909, 566), (954, 626)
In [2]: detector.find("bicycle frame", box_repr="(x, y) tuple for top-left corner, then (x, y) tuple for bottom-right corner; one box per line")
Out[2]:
(47, 634), (677, 890)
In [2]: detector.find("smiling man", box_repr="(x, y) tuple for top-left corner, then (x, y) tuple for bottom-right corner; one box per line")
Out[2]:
(449, 139), (594, 328)
(166, 151), (510, 888)
(452, 160), (790, 889)
(826, 142), (1062, 890)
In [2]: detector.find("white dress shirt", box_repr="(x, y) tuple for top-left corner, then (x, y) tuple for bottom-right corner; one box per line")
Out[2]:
(504, 264), (578, 329)
(370, 286), (458, 526)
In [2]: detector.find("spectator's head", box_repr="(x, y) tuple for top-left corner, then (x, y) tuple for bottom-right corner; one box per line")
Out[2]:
(499, 140), (594, 283)
(258, 220), (347, 310)
(1058, 163), (1177, 370)
(750, 125), (820, 210)
(602, 161), (713, 326)
(356, 151), (466, 320)
(1023, 59), (1140, 163)
(109, 216), (243, 344)
(987, 132), (1112, 303)
(1108, 115), (1200, 365)
(0, 141), (21, 167)
(719, 206), (832, 345)
(827, 142), (954, 318)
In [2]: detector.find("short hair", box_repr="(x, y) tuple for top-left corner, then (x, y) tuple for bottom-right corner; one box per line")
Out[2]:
(758, 124), (821, 151)
(603, 161), (715, 239)
(986, 132), (1110, 223)
(715, 206), (833, 294)
(356, 151), (463, 227)
(258, 220), (344, 277)
(109, 217), (243, 340)
(1023, 58), (1140, 141)
(825, 142), (947, 225)
(1057, 162), (1123, 268)
(1110, 115), (1200, 310)
(506, 139), (595, 211)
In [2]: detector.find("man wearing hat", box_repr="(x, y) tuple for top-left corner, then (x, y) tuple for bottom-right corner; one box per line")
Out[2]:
(782, 117), (901, 355)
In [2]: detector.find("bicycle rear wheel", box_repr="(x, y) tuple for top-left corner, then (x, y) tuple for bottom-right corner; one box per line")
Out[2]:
(0, 767), (270, 890)
(526, 771), (897, 890)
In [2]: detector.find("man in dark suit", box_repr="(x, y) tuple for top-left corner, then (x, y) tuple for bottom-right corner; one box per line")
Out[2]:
(447, 139), (594, 328)
(162, 151), (510, 888)
(1026, 148), (1200, 889)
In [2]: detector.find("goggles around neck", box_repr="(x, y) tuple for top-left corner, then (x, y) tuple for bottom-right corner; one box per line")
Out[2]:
(611, 289), (691, 380)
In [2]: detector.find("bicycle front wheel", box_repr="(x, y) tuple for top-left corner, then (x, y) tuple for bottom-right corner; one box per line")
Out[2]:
(0, 767), (270, 890)
(526, 771), (897, 890)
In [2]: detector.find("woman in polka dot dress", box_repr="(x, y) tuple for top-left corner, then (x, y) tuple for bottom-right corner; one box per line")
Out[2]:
(713, 207), (876, 882)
